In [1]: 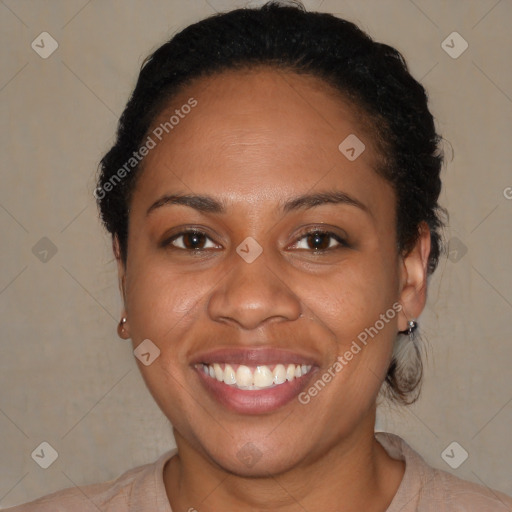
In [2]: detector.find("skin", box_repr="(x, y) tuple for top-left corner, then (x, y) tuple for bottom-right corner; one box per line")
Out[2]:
(114, 67), (431, 511)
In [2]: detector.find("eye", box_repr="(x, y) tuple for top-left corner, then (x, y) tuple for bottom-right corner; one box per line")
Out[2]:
(162, 230), (219, 251)
(292, 229), (348, 252)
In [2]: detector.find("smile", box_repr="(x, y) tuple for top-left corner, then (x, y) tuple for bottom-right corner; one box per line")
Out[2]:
(195, 363), (313, 390)
(191, 348), (319, 414)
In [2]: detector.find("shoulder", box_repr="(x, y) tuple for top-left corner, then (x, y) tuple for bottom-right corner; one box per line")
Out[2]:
(3, 449), (176, 512)
(376, 432), (512, 512)
(428, 468), (512, 511)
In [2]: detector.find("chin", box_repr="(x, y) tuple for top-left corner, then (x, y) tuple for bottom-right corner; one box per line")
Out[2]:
(212, 448), (303, 478)
(195, 432), (308, 478)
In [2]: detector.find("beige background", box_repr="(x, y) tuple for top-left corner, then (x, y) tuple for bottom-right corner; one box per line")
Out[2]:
(1, 0), (511, 507)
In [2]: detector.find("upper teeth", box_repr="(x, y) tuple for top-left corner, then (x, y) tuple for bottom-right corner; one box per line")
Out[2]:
(197, 363), (312, 390)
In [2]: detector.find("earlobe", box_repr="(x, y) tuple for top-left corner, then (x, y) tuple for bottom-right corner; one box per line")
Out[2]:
(397, 222), (431, 332)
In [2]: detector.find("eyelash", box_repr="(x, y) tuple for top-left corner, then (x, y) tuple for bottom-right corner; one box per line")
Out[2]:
(161, 228), (349, 254)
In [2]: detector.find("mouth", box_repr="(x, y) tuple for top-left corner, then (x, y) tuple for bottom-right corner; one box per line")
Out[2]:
(191, 348), (319, 414)
(196, 362), (313, 389)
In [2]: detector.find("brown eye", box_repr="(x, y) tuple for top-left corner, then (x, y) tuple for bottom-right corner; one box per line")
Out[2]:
(306, 232), (331, 250)
(183, 232), (207, 249)
(293, 230), (348, 252)
(163, 230), (218, 251)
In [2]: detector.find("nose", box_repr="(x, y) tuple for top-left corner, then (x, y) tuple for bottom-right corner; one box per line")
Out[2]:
(207, 251), (302, 330)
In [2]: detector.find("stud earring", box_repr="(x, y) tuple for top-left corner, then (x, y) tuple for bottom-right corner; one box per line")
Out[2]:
(117, 316), (128, 338)
(406, 319), (418, 341)
(398, 319), (418, 340)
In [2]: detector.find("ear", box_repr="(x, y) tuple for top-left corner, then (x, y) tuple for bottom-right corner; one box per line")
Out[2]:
(397, 222), (431, 332)
(113, 235), (130, 338)
(113, 235), (127, 303)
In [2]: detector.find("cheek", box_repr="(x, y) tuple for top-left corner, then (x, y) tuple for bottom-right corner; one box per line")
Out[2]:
(123, 264), (202, 418)
(303, 250), (400, 393)
(122, 260), (217, 398)
(303, 253), (399, 337)
(125, 260), (207, 336)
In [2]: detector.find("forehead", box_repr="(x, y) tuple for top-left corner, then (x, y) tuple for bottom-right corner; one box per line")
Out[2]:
(131, 67), (392, 216)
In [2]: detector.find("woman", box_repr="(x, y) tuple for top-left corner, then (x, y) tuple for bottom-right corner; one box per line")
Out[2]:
(8, 1), (512, 510)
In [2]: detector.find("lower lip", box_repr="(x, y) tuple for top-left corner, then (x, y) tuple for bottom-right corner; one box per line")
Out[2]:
(195, 367), (317, 415)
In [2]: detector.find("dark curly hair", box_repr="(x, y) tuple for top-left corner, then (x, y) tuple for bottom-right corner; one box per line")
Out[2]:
(95, 0), (447, 405)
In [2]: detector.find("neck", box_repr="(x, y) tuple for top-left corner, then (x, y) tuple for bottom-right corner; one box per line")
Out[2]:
(163, 408), (404, 512)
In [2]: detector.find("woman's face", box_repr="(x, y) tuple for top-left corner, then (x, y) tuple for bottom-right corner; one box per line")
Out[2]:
(116, 68), (429, 476)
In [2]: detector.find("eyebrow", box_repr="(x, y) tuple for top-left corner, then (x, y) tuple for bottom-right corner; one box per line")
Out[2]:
(146, 190), (370, 217)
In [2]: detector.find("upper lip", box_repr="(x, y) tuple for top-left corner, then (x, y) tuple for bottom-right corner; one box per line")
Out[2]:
(190, 347), (320, 367)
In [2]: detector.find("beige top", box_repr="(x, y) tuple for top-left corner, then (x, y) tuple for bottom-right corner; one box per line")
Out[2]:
(5, 432), (512, 511)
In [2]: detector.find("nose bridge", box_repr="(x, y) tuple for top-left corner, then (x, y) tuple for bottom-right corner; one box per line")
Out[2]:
(207, 248), (302, 330)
